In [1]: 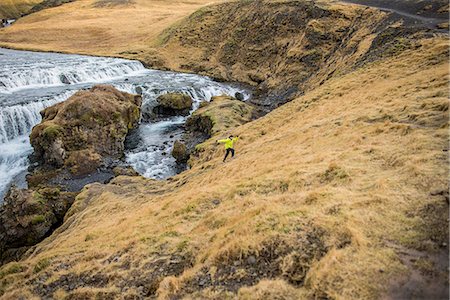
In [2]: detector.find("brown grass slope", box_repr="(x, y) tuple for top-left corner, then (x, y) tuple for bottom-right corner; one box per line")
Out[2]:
(0, 0), (229, 55)
(0, 37), (448, 299)
(138, 0), (438, 108)
(0, 0), (42, 19)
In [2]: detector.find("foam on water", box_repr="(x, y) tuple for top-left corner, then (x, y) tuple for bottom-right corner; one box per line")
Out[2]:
(0, 90), (76, 143)
(0, 49), (146, 93)
(0, 136), (32, 199)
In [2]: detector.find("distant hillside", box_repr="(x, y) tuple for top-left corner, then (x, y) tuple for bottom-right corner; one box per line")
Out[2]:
(0, 0), (42, 19)
(0, 0), (228, 55)
(28, 0), (75, 15)
(144, 0), (437, 108)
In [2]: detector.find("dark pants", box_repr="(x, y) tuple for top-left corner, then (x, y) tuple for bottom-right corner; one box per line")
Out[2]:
(223, 148), (235, 161)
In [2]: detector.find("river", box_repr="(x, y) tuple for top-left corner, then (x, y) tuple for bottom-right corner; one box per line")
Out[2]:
(0, 48), (249, 200)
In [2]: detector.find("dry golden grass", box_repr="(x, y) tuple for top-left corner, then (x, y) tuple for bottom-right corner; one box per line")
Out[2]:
(0, 0), (41, 19)
(0, 37), (447, 299)
(0, 0), (229, 55)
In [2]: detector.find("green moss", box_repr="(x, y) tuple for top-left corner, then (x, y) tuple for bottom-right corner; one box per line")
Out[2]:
(113, 111), (122, 120)
(128, 106), (140, 129)
(194, 143), (206, 152)
(33, 258), (50, 274)
(42, 125), (63, 140)
(94, 115), (106, 126)
(31, 215), (46, 225)
(80, 113), (92, 123)
(32, 192), (46, 205)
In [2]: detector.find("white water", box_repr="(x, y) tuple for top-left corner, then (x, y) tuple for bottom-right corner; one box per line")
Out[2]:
(0, 90), (76, 143)
(0, 53), (146, 93)
(0, 48), (250, 200)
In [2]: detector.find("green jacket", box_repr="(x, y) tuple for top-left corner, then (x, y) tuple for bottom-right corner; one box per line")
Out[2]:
(218, 137), (238, 149)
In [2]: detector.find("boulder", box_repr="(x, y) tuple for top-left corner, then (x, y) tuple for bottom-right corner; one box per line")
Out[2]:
(112, 166), (140, 177)
(152, 93), (193, 117)
(0, 186), (76, 264)
(30, 85), (142, 175)
(171, 141), (189, 163)
(59, 74), (71, 84)
(235, 92), (245, 101)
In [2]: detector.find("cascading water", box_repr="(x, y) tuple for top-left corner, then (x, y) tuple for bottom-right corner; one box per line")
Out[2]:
(0, 48), (250, 201)
(0, 50), (146, 93)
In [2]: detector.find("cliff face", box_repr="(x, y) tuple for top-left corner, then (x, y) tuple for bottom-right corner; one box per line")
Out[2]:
(0, 38), (447, 299)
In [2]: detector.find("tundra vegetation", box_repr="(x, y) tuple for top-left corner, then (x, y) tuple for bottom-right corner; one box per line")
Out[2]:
(0, 0), (448, 299)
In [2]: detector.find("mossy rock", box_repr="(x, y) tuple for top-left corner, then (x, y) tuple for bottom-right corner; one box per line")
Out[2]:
(153, 93), (193, 117)
(172, 140), (189, 163)
(0, 186), (76, 263)
(42, 124), (63, 140)
(30, 85), (142, 168)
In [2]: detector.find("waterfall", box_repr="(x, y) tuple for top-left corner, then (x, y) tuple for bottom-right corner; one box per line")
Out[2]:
(0, 91), (75, 143)
(0, 56), (146, 93)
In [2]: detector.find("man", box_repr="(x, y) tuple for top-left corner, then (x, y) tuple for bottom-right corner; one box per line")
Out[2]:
(217, 135), (239, 162)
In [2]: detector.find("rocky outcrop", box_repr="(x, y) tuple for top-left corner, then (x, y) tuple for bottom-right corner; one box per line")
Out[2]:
(153, 93), (192, 116)
(0, 186), (76, 264)
(171, 95), (255, 166)
(172, 140), (189, 163)
(30, 85), (141, 176)
(142, 92), (193, 121)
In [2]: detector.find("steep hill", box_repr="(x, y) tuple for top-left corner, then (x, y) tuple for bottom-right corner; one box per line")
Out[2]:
(143, 0), (433, 107)
(0, 0), (42, 19)
(0, 35), (448, 299)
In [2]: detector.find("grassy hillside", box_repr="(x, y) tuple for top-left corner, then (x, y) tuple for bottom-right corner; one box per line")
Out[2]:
(0, 0), (42, 19)
(0, 0), (448, 298)
(0, 0), (228, 54)
(0, 36), (447, 299)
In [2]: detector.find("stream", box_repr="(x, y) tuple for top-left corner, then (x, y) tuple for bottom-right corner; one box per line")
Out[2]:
(0, 48), (250, 201)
